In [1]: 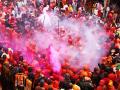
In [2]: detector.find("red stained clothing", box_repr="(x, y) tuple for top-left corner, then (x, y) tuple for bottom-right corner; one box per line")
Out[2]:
(108, 73), (117, 81)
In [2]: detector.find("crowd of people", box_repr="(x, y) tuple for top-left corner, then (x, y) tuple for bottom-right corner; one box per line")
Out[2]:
(0, 0), (120, 90)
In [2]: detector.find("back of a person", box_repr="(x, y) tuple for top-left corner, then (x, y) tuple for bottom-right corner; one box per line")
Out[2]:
(72, 84), (81, 90)
(79, 79), (94, 90)
(118, 83), (120, 90)
(97, 86), (107, 90)
(35, 86), (45, 90)
(25, 78), (32, 90)
(15, 73), (26, 90)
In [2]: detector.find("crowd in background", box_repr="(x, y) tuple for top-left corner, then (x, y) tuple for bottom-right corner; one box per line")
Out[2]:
(0, 0), (120, 90)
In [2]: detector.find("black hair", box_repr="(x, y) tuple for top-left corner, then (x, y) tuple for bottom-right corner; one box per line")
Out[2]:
(28, 67), (33, 72)
(48, 87), (53, 90)
(47, 78), (52, 85)
(40, 79), (45, 87)
(19, 68), (23, 73)
(2, 55), (7, 60)
(19, 56), (24, 61)
(71, 79), (76, 84)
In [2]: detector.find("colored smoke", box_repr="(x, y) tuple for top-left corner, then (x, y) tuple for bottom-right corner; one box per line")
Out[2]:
(0, 6), (111, 72)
